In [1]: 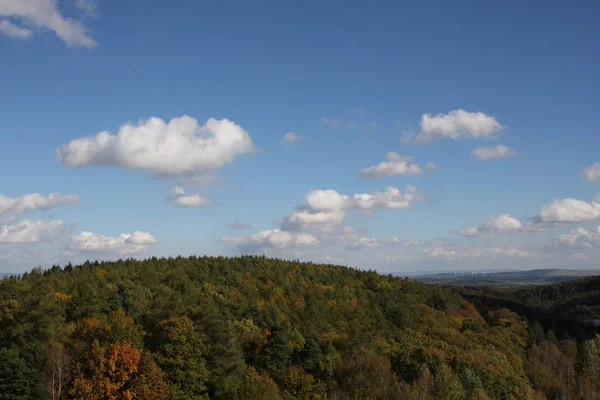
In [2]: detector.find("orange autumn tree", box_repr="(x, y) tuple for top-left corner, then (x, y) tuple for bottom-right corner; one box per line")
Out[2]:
(68, 309), (168, 399)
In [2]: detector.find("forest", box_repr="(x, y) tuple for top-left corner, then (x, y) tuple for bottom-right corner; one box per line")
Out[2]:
(1, 255), (600, 399)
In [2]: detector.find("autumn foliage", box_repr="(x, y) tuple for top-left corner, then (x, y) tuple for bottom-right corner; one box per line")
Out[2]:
(1, 256), (599, 399)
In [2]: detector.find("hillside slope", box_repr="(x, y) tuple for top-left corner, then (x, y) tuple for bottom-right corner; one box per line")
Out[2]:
(0, 256), (598, 399)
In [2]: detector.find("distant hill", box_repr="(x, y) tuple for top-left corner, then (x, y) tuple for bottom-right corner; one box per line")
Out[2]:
(413, 268), (600, 287)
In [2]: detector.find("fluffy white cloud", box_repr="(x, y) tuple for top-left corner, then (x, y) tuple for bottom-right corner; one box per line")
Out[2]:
(221, 229), (319, 253)
(69, 231), (157, 255)
(347, 236), (424, 250)
(402, 109), (504, 144)
(305, 190), (349, 212)
(282, 132), (303, 145)
(582, 163), (600, 183)
(280, 186), (421, 240)
(425, 246), (533, 261)
(553, 226), (600, 249)
(306, 186), (419, 212)
(0, 193), (80, 215)
(230, 221), (251, 230)
(359, 152), (426, 178)
(0, 0), (96, 47)
(472, 145), (517, 161)
(172, 186), (213, 207)
(539, 198), (600, 224)
(283, 209), (345, 230)
(56, 116), (255, 176)
(350, 186), (419, 210)
(0, 19), (32, 38)
(0, 220), (67, 244)
(459, 214), (544, 237)
(223, 185), (422, 254)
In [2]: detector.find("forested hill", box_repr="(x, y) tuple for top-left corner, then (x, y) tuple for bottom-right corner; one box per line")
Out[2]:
(511, 275), (600, 318)
(1, 256), (600, 399)
(457, 275), (600, 340)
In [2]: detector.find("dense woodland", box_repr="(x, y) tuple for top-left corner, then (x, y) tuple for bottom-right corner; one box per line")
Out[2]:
(457, 276), (600, 340)
(1, 256), (600, 399)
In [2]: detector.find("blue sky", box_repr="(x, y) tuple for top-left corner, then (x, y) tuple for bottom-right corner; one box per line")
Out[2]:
(1, 0), (600, 273)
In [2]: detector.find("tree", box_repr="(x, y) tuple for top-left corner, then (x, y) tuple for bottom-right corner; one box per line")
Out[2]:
(154, 315), (210, 399)
(261, 325), (292, 380)
(0, 347), (37, 400)
(239, 367), (281, 400)
(432, 364), (465, 400)
(70, 340), (167, 400)
(191, 298), (246, 398)
(337, 351), (396, 399)
(299, 336), (324, 375)
(42, 343), (71, 400)
(68, 310), (168, 399)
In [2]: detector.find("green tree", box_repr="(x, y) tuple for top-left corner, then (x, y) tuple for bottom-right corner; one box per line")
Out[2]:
(0, 347), (38, 400)
(154, 315), (210, 399)
(262, 325), (292, 380)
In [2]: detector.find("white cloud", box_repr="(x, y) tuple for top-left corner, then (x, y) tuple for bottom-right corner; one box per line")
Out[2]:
(0, 215), (18, 226)
(426, 161), (436, 170)
(321, 117), (341, 129)
(0, 193), (80, 215)
(68, 230), (157, 255)
(552, 226), (600, 249)
(321, 255), (344, 264)
(281, 185), (421, 238)
(0, 0), (96, 47)
(384, 255), (410, 262)
(306, 186), (419, 212)
(322, 109), (377, 132)
(349, 186), (420, 210)
(283, 209), (345, 230)
(582, 163), (600, 183)
(347, 236), (424, 251)
(0, 247), (45, 265)
(172, 186), (213, 207)
(458, 214), (544, 237)
(347, 237), (382, 250)
(354, 108), (366, 121)
(538, 197), (600, 224)
(221, 229), (319, 253)
(425, 246), (534, 261)
(56, 116), (255, 176)
(472, 145), (517, 161)
(305, 190), (349, 212)
(73, 0), (98, 16)
(230, 221), (251, 230)
(359, 152), (426, 178)
(223, 185), (423, 254)
(0, 19), (32, 38)
(402, 109), (504, 144)
(0, 220), (68, 244)
(282, 132), (303, 145)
